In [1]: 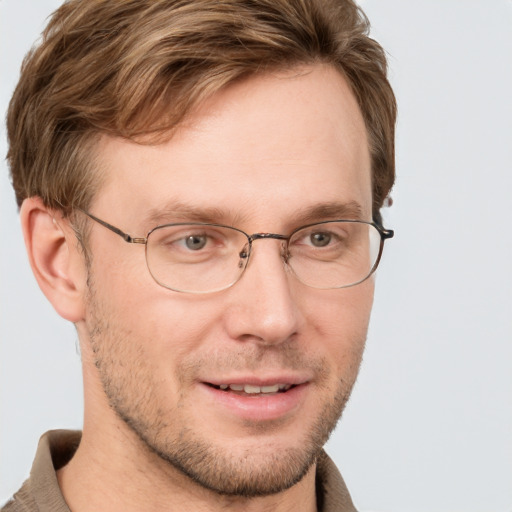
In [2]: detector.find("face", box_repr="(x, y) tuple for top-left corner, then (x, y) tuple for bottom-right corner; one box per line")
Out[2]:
(80, 64), (374, 497)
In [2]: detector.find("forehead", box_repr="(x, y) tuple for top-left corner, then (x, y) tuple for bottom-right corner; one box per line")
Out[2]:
(93, 64), (372, 231)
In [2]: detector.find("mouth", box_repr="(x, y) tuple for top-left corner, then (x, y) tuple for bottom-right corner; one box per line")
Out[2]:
(199, 379), (309, 422)
(206, 383), (295, 395)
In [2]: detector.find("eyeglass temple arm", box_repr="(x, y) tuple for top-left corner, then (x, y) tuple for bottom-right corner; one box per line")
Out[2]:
(78, 208), (394, 245)
(373, 215), (394, 240)
(77, 208), (147, 244)
(380, 227), (394, 240)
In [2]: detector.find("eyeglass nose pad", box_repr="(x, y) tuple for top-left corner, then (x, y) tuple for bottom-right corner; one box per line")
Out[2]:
(238, 243), (251, 269)
(280, 242), (291, 264)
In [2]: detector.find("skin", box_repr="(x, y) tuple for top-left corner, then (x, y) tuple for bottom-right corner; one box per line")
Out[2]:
(22, 63), (374, 512)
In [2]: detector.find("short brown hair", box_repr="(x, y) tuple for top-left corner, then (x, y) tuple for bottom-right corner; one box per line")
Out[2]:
(7, 0), (396, 220)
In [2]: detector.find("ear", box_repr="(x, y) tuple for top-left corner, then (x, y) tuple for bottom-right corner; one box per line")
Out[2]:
(20, 197), (87, 323)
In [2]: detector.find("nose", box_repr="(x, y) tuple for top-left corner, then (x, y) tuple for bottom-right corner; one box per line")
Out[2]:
(223, 239), (302, 346)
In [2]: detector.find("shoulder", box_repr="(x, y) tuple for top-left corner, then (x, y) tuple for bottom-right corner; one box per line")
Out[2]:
(1, 480), (37, 512)
(1, 430), (80, 512)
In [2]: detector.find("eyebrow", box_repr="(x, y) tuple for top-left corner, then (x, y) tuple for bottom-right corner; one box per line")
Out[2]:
(292, 201), (365, 225)
(142, 199), (365, 231)
(143, 201), (247, 227)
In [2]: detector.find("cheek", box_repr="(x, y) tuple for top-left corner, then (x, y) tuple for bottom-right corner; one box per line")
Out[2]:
(102, 279), (223, 369)
(305, 280), (374, 373)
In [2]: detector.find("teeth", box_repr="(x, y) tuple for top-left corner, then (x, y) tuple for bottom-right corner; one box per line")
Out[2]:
(216, 383), (292, 394)
(261, 384), (280, 393)
(244, 384), (261, 394)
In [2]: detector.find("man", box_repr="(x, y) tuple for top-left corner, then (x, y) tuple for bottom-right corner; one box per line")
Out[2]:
(3, 0), (396, 510)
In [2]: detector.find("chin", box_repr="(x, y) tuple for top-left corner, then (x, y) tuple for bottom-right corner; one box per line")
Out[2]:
(122, 383), (349, 497)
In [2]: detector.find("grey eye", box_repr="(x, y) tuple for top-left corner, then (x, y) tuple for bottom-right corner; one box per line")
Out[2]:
(185, 235), (207, 250)
(310, 232), (331, 247)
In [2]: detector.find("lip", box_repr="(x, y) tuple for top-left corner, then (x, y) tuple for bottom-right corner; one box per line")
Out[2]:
(204, 373), (310, 388)
(198, 377), (310, 422)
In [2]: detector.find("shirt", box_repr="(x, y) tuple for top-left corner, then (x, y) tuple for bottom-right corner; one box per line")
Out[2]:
(2, 430), (357, 511)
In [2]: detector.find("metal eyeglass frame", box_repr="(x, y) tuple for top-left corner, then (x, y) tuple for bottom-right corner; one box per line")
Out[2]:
(77, 208), (394, 292)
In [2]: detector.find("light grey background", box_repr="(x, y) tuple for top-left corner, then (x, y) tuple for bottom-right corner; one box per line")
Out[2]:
(1, 1), (511, 511)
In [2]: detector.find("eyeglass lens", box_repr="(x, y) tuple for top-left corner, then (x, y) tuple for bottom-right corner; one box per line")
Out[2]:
(145, 221), (383, 293)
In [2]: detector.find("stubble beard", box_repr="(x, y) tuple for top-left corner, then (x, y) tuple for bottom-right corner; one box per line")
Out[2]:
(86, 281), (361, 498)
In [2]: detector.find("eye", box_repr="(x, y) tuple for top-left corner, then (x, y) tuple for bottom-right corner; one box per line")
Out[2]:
(290, 223), (351, 254)
(185, 234), (208, 251)
(309, 232), (332, 247)
(153, 227), (220, 254)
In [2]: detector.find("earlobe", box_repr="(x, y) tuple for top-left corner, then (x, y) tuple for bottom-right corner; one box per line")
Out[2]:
(20, 197), (87, 323)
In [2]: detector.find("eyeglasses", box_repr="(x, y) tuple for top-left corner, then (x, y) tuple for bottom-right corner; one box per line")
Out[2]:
(78, 209), (394, 294)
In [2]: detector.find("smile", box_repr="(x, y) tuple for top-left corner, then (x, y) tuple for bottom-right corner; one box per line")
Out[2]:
(209, 383), (293, 394)
(200, 380), (309, 422)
